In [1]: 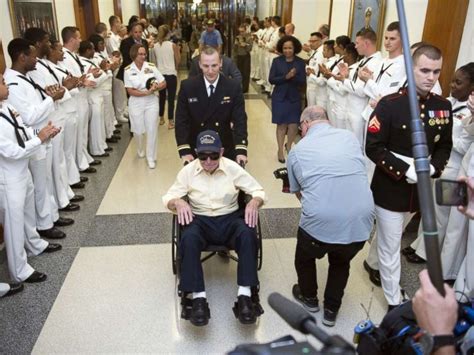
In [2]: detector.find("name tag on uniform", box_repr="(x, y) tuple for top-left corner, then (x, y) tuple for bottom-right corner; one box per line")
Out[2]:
(131, 73), (137, 76)
(188, 97), (198, 103)
(390, 81), (399, 87)
(221, 96), (231, 104)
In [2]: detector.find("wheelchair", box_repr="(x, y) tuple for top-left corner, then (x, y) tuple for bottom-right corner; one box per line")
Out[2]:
(171, 191), (264, 322)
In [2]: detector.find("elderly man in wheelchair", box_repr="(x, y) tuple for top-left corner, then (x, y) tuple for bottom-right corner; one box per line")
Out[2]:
(162, 130), (265, 327)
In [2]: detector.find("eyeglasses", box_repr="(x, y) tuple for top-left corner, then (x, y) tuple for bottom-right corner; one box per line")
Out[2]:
(197, 152), (220, 161)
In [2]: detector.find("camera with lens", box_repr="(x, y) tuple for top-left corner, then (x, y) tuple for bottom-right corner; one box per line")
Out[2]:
(273, 167), (290, 193)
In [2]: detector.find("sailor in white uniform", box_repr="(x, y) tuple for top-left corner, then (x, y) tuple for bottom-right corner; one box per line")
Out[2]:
(124, 44), (166, 169)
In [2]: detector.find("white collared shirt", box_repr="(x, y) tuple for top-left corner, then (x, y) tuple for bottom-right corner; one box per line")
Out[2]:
(204, 75), (220, 97)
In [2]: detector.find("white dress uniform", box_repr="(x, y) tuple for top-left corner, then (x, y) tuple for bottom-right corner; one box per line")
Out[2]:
(265, 28), (279, 93)
(79, 56), (108, 156)
(409, 100), (474, 259)
(94, 51), (116, 140)
(326, 63), (351, 129)
(47, 60), (81, 186)
(124, 61), (165, 166)
(310, 54), (340, 112)
(341, 52), (383, 147)
(61, 48), (93, 171)
(106, 32), (128, 123)
(256, 27), (271, 86)
(0, 283), (11, 297)
(29, 58), (75, 209)
(4, 68), (57, 230)
(250, 28), (263, 80)
(0, 103), (49, 282)
(306, 48), (320, 107)
(325, 56), (346, 126)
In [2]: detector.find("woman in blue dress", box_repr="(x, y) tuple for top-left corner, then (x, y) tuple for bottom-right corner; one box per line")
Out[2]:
(269, 35), (306, 163)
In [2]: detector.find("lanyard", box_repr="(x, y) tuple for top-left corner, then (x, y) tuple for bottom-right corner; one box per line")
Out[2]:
(17, 75), (46, 100)
(0, 108), (28, 148)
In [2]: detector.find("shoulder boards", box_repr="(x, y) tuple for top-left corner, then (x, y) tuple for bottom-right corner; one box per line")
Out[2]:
(124, 65), (131, 70)
(147, 62), (155, 67)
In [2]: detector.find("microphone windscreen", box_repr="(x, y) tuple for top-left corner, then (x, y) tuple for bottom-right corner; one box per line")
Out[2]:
(268, 292), (314, 334)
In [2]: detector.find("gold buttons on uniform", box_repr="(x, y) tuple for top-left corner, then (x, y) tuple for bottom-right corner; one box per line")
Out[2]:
(201, 123), (204, 127)
(438, 126), (442, 130)
(382, 161), (386, 165)
(389, 166), (393, 170)
(396, 171), (400, 175)
(215, 122), (219, 127)
(402, 125), (406, 129)
(421, 113), (425, 118)
(421, 104), (425, 109)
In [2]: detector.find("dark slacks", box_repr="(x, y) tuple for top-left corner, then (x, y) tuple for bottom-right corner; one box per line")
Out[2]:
(236, 54), (251, 93)
(158, 74), (178, 120)
(295, 227), (365, 312)
(179, 211), (258, 292)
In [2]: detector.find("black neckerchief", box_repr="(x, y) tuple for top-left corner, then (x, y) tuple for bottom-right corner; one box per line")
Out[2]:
(453, 105), (468, 114)
(375, 62), (393, 83)
(353, 56), (374, 82)
(83, 59), (98, 68)
(330, 56), (344, 71)
(65, 50), (85, 74)
(0, 108), (28, 148)
(17, 74), (47, 100)
(38, 59), (60, 84)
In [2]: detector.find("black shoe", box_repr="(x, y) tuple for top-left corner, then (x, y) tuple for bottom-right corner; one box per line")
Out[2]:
(405, 252), (426, 264)
(59, 203), (80, 212)
(401, 246), (416, 256)
(81, 167), (97, 173)
(54, 217), (74, 227)
(112, 134), (121, 140)
(278, 158), (285, 164)
(3, 283), (24, 297)
(113, 129), (121, 134)
(80, 176), (88, 182)
(322, 309), (338, 327)
(115, 123), (123, 128)
(236, 295), (257, 324)
(190, 297), (210, 326)
(71, 182), (85, 189)
(89, 160), (101, 166)
(42, 243), (62, 253)
(70, 195), (84, 203)
(292, 284), (319, 312)
(38, 227), (66, 239)
(363, 261), (381, 287)
(106, 138), (118, 143)
(24, 271), (47, 283)
(104, 147), (113, 152)
(92, 153), (109, 157)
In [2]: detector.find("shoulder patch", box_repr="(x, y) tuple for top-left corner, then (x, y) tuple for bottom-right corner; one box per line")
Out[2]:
(125, 64), (131, 70)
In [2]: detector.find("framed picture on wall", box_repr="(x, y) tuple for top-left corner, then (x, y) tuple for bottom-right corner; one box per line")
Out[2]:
(9, 0), (59, 40)
(348, 0), (386, 49)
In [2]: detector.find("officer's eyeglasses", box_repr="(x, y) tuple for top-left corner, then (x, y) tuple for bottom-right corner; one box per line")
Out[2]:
(198, 152), (220, 161)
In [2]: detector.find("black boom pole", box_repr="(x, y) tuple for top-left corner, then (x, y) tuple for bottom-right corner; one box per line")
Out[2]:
(396, 0), (445, 295)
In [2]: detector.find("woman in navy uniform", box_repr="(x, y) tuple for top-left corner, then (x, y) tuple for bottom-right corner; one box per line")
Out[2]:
(268, 35), (306, 163)
(124, 44), (166, 169)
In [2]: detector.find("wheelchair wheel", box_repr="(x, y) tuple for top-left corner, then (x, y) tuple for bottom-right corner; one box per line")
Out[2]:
(172, 215), (179, 275)
(256, 218), (263, 270)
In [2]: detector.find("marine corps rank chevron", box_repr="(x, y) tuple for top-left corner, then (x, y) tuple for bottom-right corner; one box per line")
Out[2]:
(368, 116), (381, 133)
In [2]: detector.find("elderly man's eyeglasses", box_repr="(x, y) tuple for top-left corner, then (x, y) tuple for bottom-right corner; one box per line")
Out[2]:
(198, 152), (220, 161)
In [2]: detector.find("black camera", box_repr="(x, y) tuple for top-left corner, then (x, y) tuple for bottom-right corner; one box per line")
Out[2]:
(273, 168), (290, 193)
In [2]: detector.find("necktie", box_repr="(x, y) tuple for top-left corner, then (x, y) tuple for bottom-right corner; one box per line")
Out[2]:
(209, 84), (215, 97)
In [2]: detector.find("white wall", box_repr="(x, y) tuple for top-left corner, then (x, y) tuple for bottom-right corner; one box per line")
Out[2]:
(122, 0), (140, 25)
(98, 0), (115, 25)
(257, 0), (272, 21)
(456, 0), (474, 69)
(55, 0), (76, 35)
(291, 0), (331, 42)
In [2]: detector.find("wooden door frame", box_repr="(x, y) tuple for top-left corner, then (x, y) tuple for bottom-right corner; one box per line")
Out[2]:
(0, 40), (6, 74)
(73, 0), (101, 38)
(114, 0), (123, 21)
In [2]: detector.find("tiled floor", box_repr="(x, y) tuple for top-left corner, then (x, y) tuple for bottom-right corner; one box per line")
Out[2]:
(0, 78), (425, 354)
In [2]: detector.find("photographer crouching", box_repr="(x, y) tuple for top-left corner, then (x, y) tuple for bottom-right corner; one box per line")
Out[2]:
(286, 106), (375, 327)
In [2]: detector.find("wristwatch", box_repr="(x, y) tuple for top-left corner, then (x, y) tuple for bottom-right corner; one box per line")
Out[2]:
(433, 334), (456, 350)
(415, 331), (455, 353)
